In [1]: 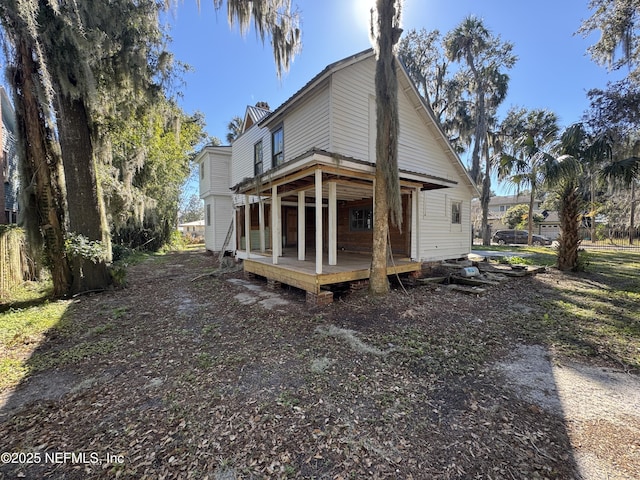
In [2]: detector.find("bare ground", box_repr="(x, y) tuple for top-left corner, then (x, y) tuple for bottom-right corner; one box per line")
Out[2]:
(0, 248), (638, 479)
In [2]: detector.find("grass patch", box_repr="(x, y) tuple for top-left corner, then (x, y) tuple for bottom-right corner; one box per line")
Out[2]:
(28, 340), (117, 372)
(0, 299), (70, 390)
(0, 301), (70, 348)
(521, 250), (640, 368)
(0, 358), (28, 391)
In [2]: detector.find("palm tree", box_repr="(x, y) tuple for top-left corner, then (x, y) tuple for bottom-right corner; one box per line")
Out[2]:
(226, 116), (244, 144)
(601, 154), (640, 244)
(369, 0), (403, 296)
(538, 123), (611, 270)
(444, 16), (491, 184)
(478, 66), (510, 245)
(499, 108), (559, 245)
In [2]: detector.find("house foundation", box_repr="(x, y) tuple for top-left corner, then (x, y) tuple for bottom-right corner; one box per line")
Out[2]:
(306, 290), (334, 306)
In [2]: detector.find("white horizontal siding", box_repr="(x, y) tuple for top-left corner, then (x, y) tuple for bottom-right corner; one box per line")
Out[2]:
(214, 196), (234, 251)
(330, 58), (375, 160)
(280, 86), (330, 161)
(199, 148), (231, 198)
(203, 196), (234, 252)
(230, 125), (270, 187)
(210, 151), (231, 194)
(198, 159), (210, 199)
(418, 184), (472, 261)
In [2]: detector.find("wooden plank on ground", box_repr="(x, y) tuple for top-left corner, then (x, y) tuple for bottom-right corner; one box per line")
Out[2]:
(447, 284), (486, 295)
(451, 276), (500, 287)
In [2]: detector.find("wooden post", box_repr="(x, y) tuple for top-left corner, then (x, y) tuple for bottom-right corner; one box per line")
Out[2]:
(411, 188), (419, 259)
(271, 185), (279, 264)
(328, 181), (337, 266)
(244, 194), (251, 257)
(298, 190), (306, 261)
(259, 197), (265, 253)
(315, 168), (323, 274)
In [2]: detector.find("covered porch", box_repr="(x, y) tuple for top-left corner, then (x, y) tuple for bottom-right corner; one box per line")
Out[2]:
(233, 150), (456, 299)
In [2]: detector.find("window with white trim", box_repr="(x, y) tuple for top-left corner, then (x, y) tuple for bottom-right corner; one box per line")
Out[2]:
(451, 201), (462, 224)
(272, 127), (284, 166)
(254, 141), (263, 175)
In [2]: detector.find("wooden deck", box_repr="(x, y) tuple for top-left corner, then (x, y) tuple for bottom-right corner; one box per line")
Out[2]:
(243, 250), (421, 294)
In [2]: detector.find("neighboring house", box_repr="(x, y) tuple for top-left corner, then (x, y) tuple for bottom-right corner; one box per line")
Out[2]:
(472, 194), (561, 239)
(199, 49), (478, 303)
(1, 87), (19, 224)
(178, 220), (205, 239)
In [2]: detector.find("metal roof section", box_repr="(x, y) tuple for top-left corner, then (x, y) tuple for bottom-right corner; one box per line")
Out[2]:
(242, 105), (271, 133)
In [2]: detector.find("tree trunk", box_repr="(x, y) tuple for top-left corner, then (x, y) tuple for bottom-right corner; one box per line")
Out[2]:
(55, 92), (112, 293)
(480, 145), (492, 246)
(630, 180), (636, 245)
(12, 36), (72, 296)
(527, 191), (535, 245)
(590, 174), (596, 242)
(370, 169), (390, 295)
(467, 53), (485, 185)
(369, 0), (402, 296)
(557, 182), (580, 271)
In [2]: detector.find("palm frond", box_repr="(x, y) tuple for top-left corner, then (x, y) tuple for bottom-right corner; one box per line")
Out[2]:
(601, 156), (640, 185)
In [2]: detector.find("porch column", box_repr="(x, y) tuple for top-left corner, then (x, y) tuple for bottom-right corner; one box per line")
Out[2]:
(244, 194), (251, 257)
(271, 185), (279, 265)
(328, 181), (337, 266)
(411, 188), (419, 259)
(315, 168), (323, 274)
(298, 190), (306, 261)
(259, 198), (266, 253)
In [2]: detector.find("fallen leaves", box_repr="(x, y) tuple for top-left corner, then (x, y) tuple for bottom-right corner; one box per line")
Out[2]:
(0, 249), (628, 479)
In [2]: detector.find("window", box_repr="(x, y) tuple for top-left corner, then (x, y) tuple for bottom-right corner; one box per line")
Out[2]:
(254, 141), (263, 175)
(206, 204), (211, 227)
(350, 207), (373, 231)
(499, 205), (505, 212)
(272, 127), (284, 166)
(200, 161), (204, 179)
(451, 201), (462, 224)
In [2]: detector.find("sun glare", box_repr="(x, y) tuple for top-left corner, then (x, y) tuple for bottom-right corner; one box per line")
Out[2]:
(353, 0), (376, 33)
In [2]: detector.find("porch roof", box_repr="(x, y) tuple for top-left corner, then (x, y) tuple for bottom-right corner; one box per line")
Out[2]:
(231, 149), (456, 202)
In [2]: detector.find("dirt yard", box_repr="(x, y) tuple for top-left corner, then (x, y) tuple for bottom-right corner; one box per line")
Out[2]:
(0, 248), (638, 479)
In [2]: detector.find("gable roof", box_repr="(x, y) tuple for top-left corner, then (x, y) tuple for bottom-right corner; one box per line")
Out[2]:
(259, 49), (375, 129)
(256, 49), (477, 196)
(242, 105), (271, 132)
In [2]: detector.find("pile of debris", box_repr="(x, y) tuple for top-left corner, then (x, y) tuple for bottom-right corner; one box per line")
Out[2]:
(417, 256), (546, 296)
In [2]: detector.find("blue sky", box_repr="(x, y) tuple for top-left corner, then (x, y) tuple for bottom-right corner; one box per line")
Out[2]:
(166, 0), (626, 146)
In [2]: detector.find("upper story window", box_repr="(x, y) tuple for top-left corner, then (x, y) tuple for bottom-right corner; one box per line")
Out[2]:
(200, 161), (205, 180)
(451, 201), (462, 224)
(254, 141), (263, 176)
(272, 126), (284, 166)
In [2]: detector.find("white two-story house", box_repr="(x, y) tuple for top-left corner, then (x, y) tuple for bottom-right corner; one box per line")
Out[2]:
(198, 49), (478, 303)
